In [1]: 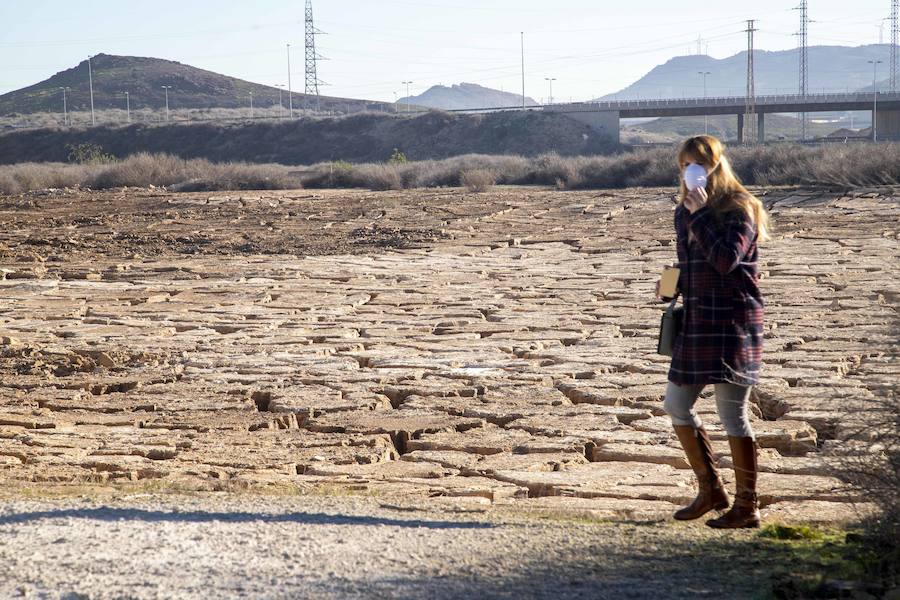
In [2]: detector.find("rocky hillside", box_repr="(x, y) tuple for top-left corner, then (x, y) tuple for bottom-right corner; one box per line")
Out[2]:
(0, 109), (617, 165)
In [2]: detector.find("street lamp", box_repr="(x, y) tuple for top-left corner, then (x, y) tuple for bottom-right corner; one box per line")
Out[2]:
(544, 77), (556, 105)
(286, 44), (293, 119)
(698, 71), (711, 134)
(402, 81), (413, 114)
(161, 85), (172, 123)
(121, 91), (130, 123)
(87, 55), (95, 126)
(58, 87), (69, 126)
(868, 60), (883, 141)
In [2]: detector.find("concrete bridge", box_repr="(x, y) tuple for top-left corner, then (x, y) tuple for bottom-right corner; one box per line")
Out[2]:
(541, 92), (900, 143)
(452, 92), (900, 143)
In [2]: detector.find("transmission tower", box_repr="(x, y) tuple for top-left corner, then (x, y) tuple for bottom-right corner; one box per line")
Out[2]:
(891, 0), (898, 92)
(796, 1), (809, 139)
(745, 20), (758, 144)
(304, 0), (323, 111)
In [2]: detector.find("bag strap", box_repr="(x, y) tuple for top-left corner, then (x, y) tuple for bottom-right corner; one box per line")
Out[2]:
(667, 290), (681, 310)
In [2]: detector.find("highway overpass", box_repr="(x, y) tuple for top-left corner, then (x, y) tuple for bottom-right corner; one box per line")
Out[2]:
(541, 92), (900, 143)
(452, 92), (900, 144)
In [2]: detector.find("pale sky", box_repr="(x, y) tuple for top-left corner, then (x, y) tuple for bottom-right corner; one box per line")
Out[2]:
(0, 0), (890, 102)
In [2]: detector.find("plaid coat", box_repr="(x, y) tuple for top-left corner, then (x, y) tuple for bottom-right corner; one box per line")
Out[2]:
(668, 201), (764, 386)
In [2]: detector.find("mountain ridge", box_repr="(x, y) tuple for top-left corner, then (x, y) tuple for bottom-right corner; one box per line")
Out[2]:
(601, 44), (893, 101)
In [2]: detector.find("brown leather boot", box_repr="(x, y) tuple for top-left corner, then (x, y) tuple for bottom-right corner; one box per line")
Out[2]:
(672, 425), (730, 520)
(707, 436), (761, 529)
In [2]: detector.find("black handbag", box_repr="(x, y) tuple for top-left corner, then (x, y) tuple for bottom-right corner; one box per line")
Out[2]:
(657, 293), (684, 357)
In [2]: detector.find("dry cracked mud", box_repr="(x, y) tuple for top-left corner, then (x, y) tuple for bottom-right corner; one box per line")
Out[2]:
(0, 185), (897, 527)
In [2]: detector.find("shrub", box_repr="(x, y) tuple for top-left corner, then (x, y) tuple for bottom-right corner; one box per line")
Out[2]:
(3, 143), (900, 195)
(90, 153), (201, 188)
(529, 152), (579, 186)
(358, 164), (403, 190)
(828, 387), (900, 589)
(66, 142), (116, 165)
(328, 161), (355, 187)
(459, 168), (495, 192)
(0, 162), (85, 194)
(388, 148), (407, 164)
(0, 172), (17, 195)
(0, 154), (306, 195)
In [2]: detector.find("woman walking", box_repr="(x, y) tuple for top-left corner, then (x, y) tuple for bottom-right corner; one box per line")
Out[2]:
(660, 135), (771, 529)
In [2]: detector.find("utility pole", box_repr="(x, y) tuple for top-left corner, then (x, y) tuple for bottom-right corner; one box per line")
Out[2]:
(123, 91), (130, 123)
(795, 0), (809, 139)
(891, 0), (898, 91)
(544, 77), (556, 105)
(249, 91), (254, 119)
(287, 44), (293, 119)
(402, 81), (413, 114)
(305, 0), (324, 113)
(58, 87), (69, 126)
(869, 60), (883, 141)
(520, 32), (526, 109)
(744, 20), (758, 144)
(161, 85), (172, 122)
(87, 55), (95, 126)
(698, 71), (711, 134)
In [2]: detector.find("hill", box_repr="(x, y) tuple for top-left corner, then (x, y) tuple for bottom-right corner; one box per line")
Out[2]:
(603, 44), (894, 100)
(399, 83), (539, 110)
(0, 110), (617, 165)
(0, 54), (395, 117)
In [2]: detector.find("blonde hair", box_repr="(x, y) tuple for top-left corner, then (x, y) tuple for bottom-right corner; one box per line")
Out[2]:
(677, 135), (771, 242)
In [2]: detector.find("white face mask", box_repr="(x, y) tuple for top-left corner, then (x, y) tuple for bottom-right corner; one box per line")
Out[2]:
(683, 163), (708, 191)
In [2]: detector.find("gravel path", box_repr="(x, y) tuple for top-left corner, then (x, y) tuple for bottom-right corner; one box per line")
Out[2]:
(0, 492), (792, 599)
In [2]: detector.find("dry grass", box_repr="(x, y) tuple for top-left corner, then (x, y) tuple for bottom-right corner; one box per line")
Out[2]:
(0, 153), (302, 194)
(1, 143), (898, 195)
(828, 390), (900, 588)
(459, 168), (496, 192)
(301, 143), (900, 191)
(0, 106), (352, 130)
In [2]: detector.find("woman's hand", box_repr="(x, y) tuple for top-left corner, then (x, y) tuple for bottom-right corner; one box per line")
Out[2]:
(684, 186), (708, 214)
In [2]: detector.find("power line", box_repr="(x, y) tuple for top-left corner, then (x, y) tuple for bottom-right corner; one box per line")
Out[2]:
(0, 21), (302, 48)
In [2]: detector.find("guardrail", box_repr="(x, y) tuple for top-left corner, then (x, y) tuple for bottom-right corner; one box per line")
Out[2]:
(445, 91), (900, 114)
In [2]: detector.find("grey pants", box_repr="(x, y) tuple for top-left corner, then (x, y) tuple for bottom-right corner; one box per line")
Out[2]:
(663, 382), (755, 439)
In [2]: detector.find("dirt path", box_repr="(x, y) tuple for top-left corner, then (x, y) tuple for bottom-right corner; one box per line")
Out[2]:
(0, 492), (811, 600)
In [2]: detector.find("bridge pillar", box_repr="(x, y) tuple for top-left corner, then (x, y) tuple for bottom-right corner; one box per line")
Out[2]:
(552, 110), (620, 144)
(758, 112), (765, 143)
(737, 113), (744, 144)
(875, 109), (900, 141)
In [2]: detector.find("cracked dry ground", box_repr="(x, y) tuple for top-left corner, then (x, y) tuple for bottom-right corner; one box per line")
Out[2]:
(0, 185), (897, 524)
